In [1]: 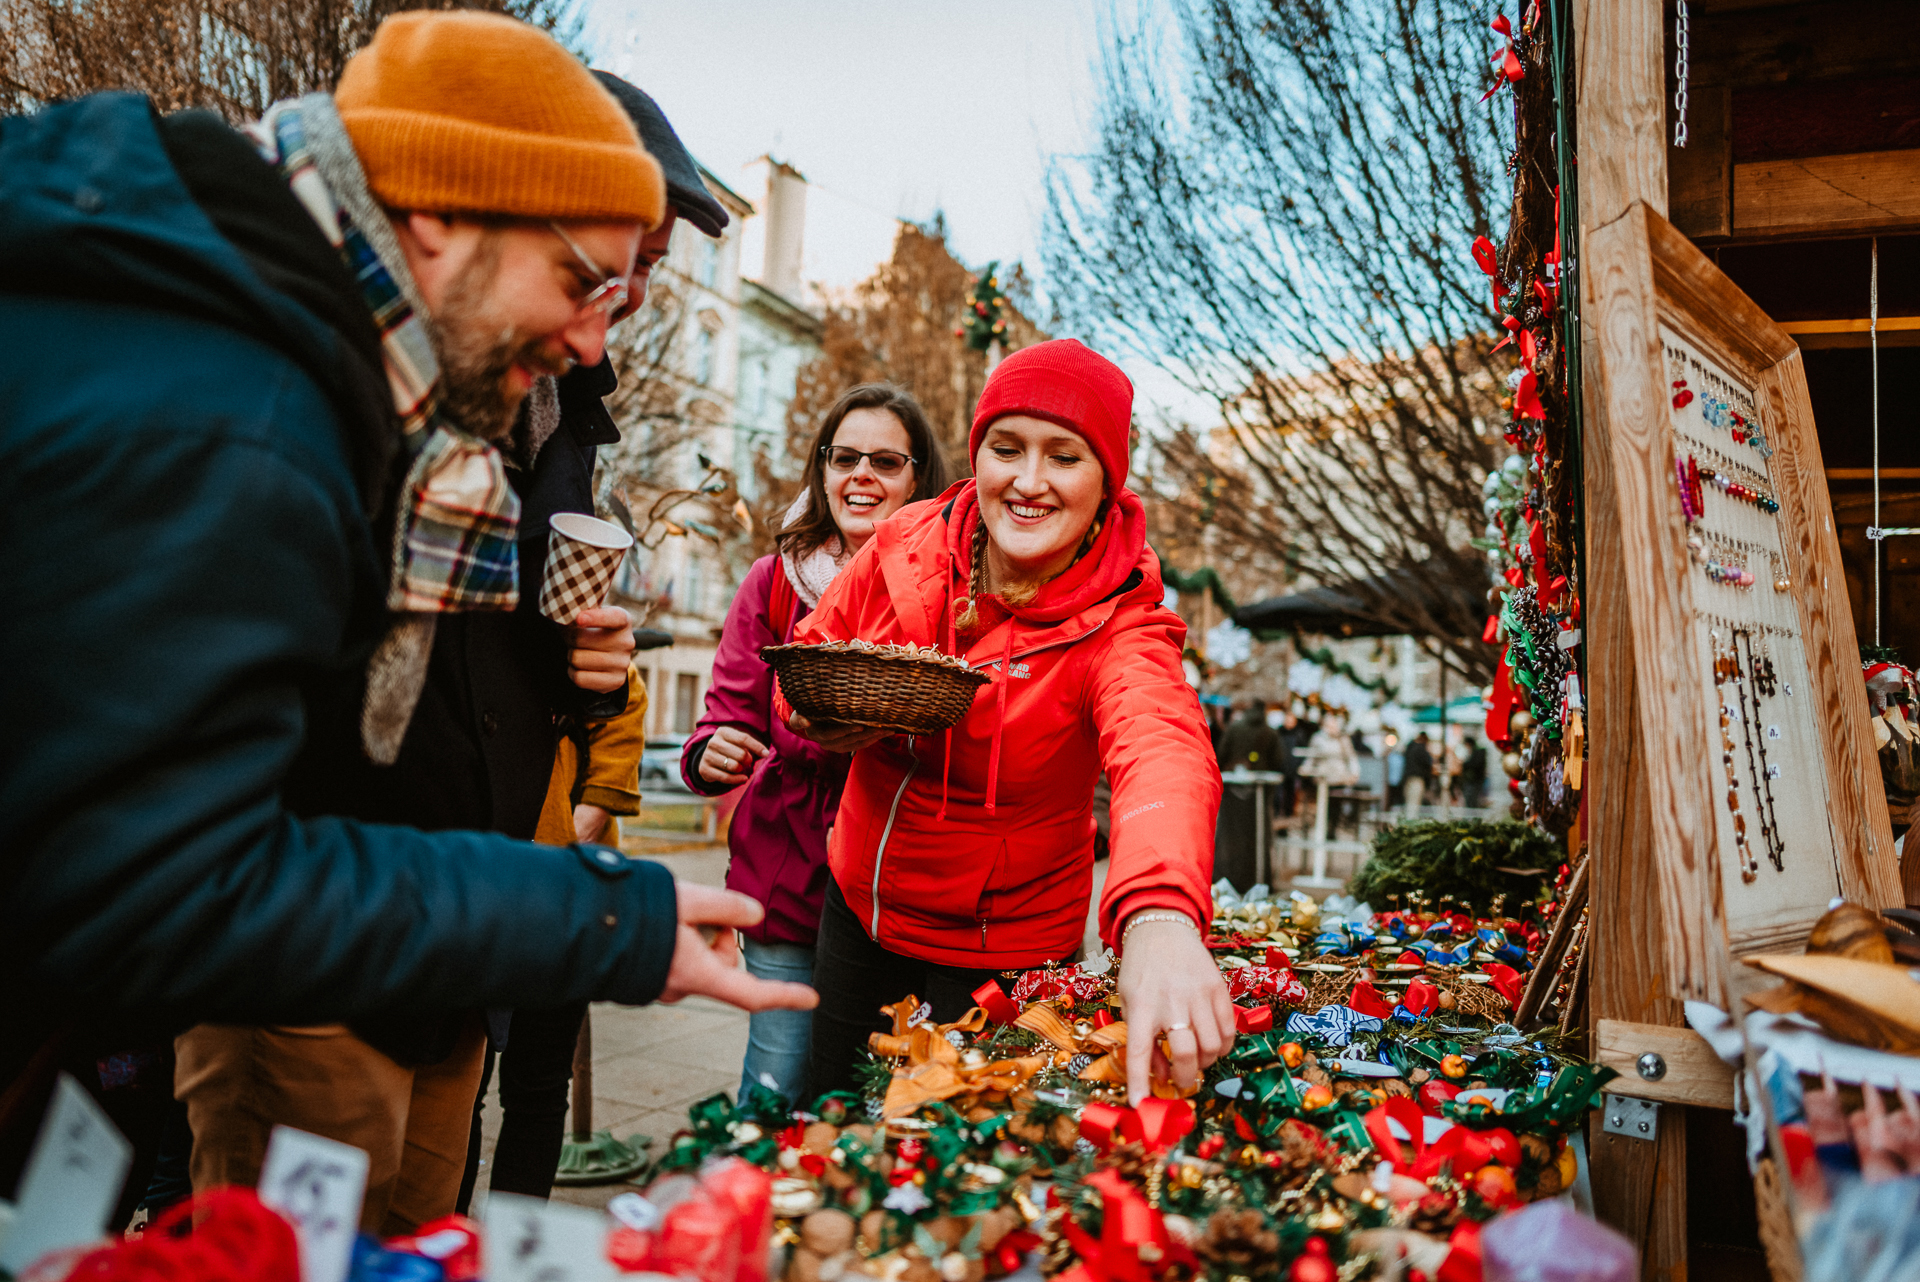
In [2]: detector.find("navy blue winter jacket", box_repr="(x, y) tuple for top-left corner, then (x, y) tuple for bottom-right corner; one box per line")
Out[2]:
(0, 94), (679, 1032)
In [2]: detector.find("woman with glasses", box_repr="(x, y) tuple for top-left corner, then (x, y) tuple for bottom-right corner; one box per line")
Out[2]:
(786, 340), (1228, 1107)
(680, 384), (951, 1106)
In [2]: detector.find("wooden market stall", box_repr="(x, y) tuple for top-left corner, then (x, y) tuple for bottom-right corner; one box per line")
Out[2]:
(1574, 0), (1920, 1274)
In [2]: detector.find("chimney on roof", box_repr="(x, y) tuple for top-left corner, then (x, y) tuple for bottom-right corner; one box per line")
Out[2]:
(743, 156), (807, 303)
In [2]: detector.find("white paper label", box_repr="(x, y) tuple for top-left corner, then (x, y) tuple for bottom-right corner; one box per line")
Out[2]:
(257, 1126), (369, 1282)
(1767, 725), (1782, 740)
(484, 1193), (617, 1281)
(1767, 764), (1782, 780)
(0, 1074), (132, 1274)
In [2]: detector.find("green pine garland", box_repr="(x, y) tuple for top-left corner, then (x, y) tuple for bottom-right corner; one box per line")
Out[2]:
(1346, 819), (1560, 918)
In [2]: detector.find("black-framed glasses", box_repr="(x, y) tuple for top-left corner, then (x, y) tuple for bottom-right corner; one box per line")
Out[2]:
(820, 445), (918, 476)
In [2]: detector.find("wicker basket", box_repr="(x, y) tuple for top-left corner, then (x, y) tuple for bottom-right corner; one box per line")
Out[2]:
(761, 641), (990, 735)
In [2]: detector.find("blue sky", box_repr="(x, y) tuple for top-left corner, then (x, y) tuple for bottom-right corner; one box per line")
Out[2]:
(583, 0), (1104, 279)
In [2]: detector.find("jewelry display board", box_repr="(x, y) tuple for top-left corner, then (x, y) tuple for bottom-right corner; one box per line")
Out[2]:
(1586, 202), (1899, 1008)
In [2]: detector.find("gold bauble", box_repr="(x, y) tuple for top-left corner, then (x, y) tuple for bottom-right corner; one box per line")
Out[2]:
(1508, 709), (1535, 737)
(1501, 752), (1527, 779)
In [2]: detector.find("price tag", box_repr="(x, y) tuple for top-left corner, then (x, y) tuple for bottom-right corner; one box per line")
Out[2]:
(257, 1126), (369, 1282)
(484, 1192), (617, 1281)
(1767, 725), (1782, 740)
(0, 1073), (132, 1273)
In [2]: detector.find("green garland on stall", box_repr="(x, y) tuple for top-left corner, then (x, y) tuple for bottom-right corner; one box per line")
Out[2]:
(1156, 554), (1399, 699)
(1346, 819), (1561, 918)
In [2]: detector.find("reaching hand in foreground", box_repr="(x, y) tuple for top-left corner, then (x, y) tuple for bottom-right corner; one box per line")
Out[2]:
(785, 710), (892, 755)
(660, 882), (820, 1012)
(567, 606), (636, 692)
(1117, 914), (1236, 1106)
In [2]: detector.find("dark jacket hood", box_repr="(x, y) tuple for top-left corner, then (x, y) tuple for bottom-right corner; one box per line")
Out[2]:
(0, 92), (394, 503)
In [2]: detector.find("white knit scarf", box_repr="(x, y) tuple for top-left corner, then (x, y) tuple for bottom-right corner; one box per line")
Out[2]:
(779, 491), (852, 608)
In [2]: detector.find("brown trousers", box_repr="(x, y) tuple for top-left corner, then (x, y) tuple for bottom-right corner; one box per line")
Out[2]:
(174, 1017), (486, 1234)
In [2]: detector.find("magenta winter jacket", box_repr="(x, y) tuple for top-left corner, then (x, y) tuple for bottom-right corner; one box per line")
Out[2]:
(680, 556), (850, 945)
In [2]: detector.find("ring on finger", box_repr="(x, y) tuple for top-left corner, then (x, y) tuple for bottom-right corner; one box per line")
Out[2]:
(1168, 1022), (1191, 1032)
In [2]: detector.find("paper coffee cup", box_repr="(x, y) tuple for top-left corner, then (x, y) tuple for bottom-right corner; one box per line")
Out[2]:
(539, 512), (635, 623)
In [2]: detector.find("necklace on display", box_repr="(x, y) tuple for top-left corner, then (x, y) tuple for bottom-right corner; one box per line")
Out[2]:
(1736, 629), (1786, 872)
(1712, 631), (1760, 883)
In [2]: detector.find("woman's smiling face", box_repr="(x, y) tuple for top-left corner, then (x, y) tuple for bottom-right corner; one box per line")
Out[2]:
(825, 407), (918, 552)
(974, 415), (1106, 582)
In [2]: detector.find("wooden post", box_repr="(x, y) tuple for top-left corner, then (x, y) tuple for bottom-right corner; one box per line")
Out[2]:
(1574, 0), (1686, 1272)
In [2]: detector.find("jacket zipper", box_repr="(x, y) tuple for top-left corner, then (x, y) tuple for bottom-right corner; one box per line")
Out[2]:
(983, 619), (1109, 671)
(870, 740), (920, 937)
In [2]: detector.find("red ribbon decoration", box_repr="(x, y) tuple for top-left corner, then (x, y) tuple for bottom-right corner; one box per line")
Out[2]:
(1402, 978), (1441, 1017)
(1264, 946), (1294, 970)
(1483, 962), (1524, 1006)
(1347, 980), (1394, 1019)
(971, 979), (1019, 1025)
(1079, 1097), (1197, 1153)
(1362, 1096), (1429, 1166)
(1471, 236), (1506, 309)
(1513, 369), (1547, 420)
(1233, 1004), (1275, 1033)
(1486, 656), (1519, 742)
(1437, 1221), (1485, 1282)
(1057, 1168), (1198, 1282)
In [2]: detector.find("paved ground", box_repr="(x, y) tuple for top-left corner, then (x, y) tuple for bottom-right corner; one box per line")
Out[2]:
(468, 837), (743, 1213)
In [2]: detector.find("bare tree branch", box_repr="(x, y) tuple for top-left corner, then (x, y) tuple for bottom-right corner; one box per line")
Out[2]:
(1044, 0), (1514, 682)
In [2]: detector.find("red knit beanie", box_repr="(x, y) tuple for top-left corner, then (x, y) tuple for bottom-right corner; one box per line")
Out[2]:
(969, 339), (1134, 492)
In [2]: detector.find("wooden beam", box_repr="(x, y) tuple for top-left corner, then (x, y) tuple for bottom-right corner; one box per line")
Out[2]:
(1670, 86), (1732, 240)
(1576, 0), (1667, 225)
(1734, 148), (1920, 240)
(1577, 2), (1682, 1272)
(1691, 2), (1920, 88)
(1594, 1020), (1737, 1108)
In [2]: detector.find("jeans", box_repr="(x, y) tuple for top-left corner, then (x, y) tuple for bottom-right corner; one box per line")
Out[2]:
(739, 938), (816, 1107)
(807, 882), (1009, 1099)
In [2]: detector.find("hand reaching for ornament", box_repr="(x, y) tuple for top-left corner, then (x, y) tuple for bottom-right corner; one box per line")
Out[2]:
(786, 710), (892, 755)
(1117, 915), (1237, 1105)
(699, 725), (769, 786)
(660, 882), (820, 1012)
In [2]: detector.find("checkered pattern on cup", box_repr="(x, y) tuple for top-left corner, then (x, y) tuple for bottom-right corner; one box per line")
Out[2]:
(539, 512), (634, 623)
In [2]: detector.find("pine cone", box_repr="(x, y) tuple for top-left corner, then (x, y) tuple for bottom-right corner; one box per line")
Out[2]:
(1196, 1209), (1281, 1275)
(1404, 1191), (1462, 1236)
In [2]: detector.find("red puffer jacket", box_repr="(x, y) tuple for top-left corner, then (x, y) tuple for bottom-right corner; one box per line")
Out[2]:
(785, 481), (1220, 969)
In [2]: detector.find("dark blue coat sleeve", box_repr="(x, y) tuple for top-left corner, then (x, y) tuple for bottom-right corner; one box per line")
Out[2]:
(0, 300), (678, 1027)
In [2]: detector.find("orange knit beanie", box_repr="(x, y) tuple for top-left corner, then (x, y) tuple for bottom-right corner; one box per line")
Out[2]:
(336, 10), (664, 226)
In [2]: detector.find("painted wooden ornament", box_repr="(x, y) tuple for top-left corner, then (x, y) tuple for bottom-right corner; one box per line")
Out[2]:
(1806, 902), (1893, 964)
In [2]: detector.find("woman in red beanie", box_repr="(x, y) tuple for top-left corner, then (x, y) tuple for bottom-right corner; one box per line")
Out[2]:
(787, 339), (1228, 1106)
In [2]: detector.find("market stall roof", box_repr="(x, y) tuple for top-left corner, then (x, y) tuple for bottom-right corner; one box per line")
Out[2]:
(1411, 696), (1486, 724)
(1231, 567), (1486, 640)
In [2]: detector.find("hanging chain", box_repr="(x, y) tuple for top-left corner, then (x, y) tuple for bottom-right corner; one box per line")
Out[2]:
(1673, 1), (1691, 148)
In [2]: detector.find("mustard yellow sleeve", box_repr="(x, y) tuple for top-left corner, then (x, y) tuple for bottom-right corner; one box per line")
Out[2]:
(579, 664), (648, 815)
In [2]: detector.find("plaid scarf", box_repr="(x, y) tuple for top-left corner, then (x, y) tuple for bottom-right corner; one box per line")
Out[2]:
(249, 97), (522, 615)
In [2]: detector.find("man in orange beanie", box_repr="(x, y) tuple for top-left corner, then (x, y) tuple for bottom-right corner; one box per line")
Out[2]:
(0, 9), (814, 1232)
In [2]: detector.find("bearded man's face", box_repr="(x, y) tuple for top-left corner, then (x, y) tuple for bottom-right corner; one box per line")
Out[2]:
(430, 232), (574, 440)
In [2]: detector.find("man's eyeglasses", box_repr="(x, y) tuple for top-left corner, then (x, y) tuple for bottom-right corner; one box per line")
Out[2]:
(820, 445), (918, 477)
(548, 220), (629, 317)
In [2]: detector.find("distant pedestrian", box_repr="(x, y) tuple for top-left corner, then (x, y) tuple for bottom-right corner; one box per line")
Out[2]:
(1214, 698), (1281, 890)
(1403, 731), (1435, 817)
(1461, 737), (1489, 809)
